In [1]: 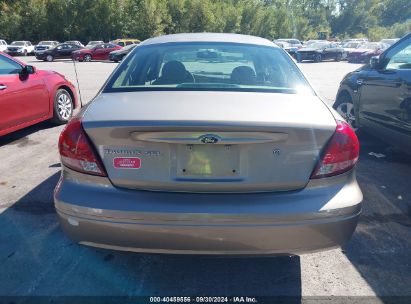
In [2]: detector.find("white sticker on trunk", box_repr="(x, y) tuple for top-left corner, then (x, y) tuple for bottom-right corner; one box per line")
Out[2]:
(113, 157), (141, 169)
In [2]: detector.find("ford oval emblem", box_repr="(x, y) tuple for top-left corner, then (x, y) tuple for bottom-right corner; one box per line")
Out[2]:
(200, 134), (219, 144)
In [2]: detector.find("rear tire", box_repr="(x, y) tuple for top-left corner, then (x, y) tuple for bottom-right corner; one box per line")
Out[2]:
(46, 55), (54, 62)
(23, 49), (27, 56)
(314, 53), (322, 63)
(52, 89), (73, 124)
(84, 54), (92, 62)
(333, 93), (356, 128)
(335, 53), (342, 62)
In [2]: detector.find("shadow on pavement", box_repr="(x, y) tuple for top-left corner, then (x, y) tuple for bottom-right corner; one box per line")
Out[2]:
(0, 173), (302, 297)
(342, 131), (411, 296)
(0, 121), (56, 146)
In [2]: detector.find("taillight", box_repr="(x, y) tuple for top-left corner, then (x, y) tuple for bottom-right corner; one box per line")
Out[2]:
(310, 121), (359, 179)
(58, 117), (107, 176)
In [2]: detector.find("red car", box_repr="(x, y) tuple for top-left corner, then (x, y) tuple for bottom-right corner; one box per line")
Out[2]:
(71, 43), (122, 62)
(346, 42), (388, 63)
(0, 52), (78, 136)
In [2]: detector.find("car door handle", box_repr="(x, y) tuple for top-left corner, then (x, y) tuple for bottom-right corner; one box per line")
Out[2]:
(356, 79), (363, 85)
(0, 84), (7, 90)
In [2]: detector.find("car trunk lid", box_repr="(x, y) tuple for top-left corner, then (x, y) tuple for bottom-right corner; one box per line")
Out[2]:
(82, 91), (336, 192)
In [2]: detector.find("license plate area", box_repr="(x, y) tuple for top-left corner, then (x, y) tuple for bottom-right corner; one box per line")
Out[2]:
(176, 144), (240, 178)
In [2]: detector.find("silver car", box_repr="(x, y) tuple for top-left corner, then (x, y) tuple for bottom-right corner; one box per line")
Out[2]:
(54, 33), (362, 255)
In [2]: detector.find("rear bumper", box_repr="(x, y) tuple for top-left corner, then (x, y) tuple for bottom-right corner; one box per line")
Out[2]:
(55, 168), (362, 255)
(57, 208), (359, 255)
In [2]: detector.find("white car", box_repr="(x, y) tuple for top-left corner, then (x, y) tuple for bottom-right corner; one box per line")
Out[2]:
(6, 41), (35, 56)
(34, 41), (59, 55)
(0, 40), (8, 52)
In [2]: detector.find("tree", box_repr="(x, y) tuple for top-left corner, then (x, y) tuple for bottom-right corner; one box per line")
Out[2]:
(0, 0), (409, 43)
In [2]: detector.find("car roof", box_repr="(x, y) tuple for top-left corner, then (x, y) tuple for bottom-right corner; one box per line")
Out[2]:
(140, 33), (278, 47)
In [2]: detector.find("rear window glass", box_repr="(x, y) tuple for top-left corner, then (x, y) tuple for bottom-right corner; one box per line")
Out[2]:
(104, 42), (314, 94)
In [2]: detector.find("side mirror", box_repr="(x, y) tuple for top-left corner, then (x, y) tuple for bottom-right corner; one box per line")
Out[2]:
(19, 65), (35, 80)
(26, 65), (36, 74)
(370, 56), (380, 69)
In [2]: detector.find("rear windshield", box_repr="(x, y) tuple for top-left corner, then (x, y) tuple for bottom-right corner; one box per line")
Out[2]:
(104, 42), (314, 94)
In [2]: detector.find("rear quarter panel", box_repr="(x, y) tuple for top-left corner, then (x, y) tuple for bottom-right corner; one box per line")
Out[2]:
(36, 70), (78, 117)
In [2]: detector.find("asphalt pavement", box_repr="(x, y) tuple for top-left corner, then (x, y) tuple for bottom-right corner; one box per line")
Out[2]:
(0, 57), (410, 299)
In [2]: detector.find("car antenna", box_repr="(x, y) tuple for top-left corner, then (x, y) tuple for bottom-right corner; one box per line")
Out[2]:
(72, 58), (83, 107)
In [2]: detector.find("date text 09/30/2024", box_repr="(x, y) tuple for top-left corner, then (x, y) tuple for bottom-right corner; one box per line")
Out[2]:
(150, 297), (258, 303)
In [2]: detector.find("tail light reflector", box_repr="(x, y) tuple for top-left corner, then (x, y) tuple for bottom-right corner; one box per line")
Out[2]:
(58, 117), (107, 176)
(310, 121), (359, 179)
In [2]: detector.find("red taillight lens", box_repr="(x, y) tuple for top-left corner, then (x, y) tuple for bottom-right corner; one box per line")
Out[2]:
(310, 121), (359, 179)
(58, 117), (107, 176)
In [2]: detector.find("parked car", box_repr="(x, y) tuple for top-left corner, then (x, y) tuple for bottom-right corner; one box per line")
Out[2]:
(108, 43), (137, 62)
(6, 41), (34, 56)
(276, 38), (302, 49)
(0, 52), (78, 136)
(346, 42), (388, 63)
(341, 38), (368, 45)
(110, 38), (140, 47)
(296, 41), (344, 62)
(380, 38), (400, 46)
(34, 41), (59, 56)
(0, 40), (7, 52)
(64, 41), (84, 47)
(72, 43), (122, 62)
(341, 41), (362, 60)
(86, 41), (104, 48)
(273, 40), (298, 58)
(35, 43), (84, 61)
(334, 33), (411, 151)
(55, 33), (361, 255)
